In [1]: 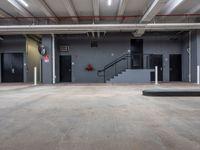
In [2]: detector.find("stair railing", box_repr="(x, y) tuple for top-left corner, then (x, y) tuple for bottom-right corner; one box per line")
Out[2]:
(97, 53), (131, 83)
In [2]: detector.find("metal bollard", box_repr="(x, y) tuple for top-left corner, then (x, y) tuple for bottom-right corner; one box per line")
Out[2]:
(34, 67), (37, 86)
(155, 66), (158, 85)
(197, 65), (200, 85)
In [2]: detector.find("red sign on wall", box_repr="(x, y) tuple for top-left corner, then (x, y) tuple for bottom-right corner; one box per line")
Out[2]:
(43, 55), (49, 63)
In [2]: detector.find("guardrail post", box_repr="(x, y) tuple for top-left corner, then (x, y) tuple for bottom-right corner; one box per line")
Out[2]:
(34, 67), (37, 86)
(197, 65), (200, 85)
(155, 66), (158, 85)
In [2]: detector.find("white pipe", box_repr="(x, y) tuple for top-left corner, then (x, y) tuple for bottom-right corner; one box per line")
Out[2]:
(188, 31), (192, 82)
(197, 65), (200, 85)
(34, 67), (37, 86)
(1, 23), (200, 34)
(155, 66), (158, 85)
(52, 34), (56, 84)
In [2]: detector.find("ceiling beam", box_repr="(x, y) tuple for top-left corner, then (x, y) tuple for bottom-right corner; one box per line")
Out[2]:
(116, 0), (128, 22)
(92, 0), (100, 21)
(140, 0), (168, 23)
(175, 3), (200, 23)
(0, 8), (12, 17)
(35, 0), (58, 22)
(61, 0), (78, 23)
(7, 0), (33, 17)
(134, 0), (167, 37)
(188, 3), (200, 14)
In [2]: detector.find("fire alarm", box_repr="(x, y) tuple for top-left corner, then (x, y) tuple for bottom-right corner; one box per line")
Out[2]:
(43, 55), (49, 63)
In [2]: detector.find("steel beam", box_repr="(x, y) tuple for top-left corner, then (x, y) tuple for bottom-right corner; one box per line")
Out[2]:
(117, 0), (128, 22)
(61, 0), (78, 23)
(93, 0), (100, 21)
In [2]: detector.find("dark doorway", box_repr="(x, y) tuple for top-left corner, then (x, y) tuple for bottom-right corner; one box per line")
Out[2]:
(1, 53), (24, 82)
(150, 54), (163, 81)
(170, 54), (182, 81)
(60, 55), (72, 82)
(131, 39), (143, 69)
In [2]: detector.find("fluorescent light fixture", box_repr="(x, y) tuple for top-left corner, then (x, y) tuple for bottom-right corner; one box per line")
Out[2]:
(108, 0), (112, 6)
(17, 0), (28, 7)
(8, 0), (29, 7)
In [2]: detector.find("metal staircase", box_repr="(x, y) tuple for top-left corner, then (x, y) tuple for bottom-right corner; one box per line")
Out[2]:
(97, 53), (131, 83)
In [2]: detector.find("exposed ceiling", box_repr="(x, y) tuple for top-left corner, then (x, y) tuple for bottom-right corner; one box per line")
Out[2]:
(0, 0), (200, 36)
(0, 0), (199, 25)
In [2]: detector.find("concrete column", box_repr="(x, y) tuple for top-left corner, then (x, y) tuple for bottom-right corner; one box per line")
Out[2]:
(42, 35), (53, 84)
(191, 30), (200, 82)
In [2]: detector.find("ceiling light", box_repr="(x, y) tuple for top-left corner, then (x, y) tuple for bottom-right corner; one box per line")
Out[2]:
(8, 0), (29, 7)
(17, 0), (28, 7)
(108, 0), (112, 6)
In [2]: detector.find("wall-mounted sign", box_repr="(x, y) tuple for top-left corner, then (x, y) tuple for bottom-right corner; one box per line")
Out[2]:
(60, 45), (70, 52)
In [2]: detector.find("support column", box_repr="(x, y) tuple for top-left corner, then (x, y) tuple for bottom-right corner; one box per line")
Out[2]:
(42, 35), (53, 84)
(191, 30), (200, 82)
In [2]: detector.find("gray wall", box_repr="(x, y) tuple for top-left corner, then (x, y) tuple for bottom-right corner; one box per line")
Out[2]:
(198, 30), (200, 67)
(191, 30), (200, 82)
(0, 33), (190, 84)
(191, 31), (197, 82)
(0, 36), (26, 82)
(55, 34), (182, 83)
(56, 35), (130, 83)
(26, 38), (41, 83)
(181, 33), (189, 82)
(143, 36), (182, 82)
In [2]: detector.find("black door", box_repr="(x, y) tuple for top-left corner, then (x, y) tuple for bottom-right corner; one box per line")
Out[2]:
(170, 54), (182, 81)
(131, 39), (143, 69)
(1, 53), (24, 82)
(150, 55), (163, 81)
(60, 55), (72, 82)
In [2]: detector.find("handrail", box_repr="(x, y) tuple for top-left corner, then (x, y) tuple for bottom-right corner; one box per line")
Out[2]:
(97, 53), (131, 82)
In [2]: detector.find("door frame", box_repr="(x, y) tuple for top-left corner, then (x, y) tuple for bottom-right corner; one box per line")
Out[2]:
(1, 52), (24, 83)
(169, 54), (182, 82)
(59, 55), (72, 82)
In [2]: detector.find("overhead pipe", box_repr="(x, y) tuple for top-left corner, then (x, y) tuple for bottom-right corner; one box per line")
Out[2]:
(188, 31), (192, 82)
(52, 34), (56, 84)
(0, 13), (200, 20)
(1, 23), (200, 34)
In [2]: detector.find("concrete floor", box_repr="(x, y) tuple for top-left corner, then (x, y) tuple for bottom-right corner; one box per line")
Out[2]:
(0, 83), (200, 150)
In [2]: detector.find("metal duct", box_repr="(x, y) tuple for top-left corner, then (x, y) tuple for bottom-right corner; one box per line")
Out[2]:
(0, 23), (200, 34)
